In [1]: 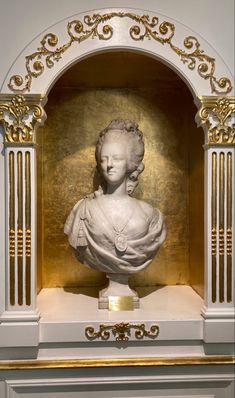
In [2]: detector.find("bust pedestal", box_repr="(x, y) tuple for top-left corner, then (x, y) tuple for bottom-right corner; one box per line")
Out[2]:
(98, 273), (139, 310)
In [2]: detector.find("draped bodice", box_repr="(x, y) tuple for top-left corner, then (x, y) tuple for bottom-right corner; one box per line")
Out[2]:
(64, 195), (166, 274)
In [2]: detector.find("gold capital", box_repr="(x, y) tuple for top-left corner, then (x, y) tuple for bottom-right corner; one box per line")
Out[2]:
(0, 95), (46, 144)
(197, 96), (235, 146)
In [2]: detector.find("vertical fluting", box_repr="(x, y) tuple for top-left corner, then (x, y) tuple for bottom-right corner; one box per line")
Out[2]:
(17, 151), (23, 305)
(226, 152), (232, 303)
(219, 153), (225, 302)
(9, 151), (15, 306)
(25, 151), (31, 305)
(211, 152), (217, 303)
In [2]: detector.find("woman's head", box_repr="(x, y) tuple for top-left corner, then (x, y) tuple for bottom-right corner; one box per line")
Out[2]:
(95, 119), (145, 192)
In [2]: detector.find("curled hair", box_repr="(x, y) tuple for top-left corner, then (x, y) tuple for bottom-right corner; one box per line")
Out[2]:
(95, 119), (145, 194)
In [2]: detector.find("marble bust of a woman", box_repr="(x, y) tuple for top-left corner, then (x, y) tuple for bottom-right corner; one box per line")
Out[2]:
(64, 119), (166, 308)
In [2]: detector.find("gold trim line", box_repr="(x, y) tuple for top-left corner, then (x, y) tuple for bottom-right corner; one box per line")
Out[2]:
(0, 356), (234, 370)
(9, 151), (15, 306)
(25, 151), (31, 305)
(211, 152), (217, 303)
(226, 152), (232, 303)
(17, 151), (23, 305)
(219, 152), (225, 303)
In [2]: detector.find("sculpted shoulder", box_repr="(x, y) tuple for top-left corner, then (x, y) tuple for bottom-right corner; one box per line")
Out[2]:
(133, 198), (155, 219)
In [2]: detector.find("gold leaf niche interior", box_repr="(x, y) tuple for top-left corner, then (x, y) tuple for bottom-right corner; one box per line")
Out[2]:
(37, 51), (204, 298)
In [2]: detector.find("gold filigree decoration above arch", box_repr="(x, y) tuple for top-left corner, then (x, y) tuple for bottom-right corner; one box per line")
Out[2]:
(0, 95), (46, 143)
(8, 12), (232, 95)
(197, 97), (235, 145)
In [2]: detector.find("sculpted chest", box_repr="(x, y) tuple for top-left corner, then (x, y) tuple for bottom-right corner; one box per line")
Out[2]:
(86, 198), (151, 239)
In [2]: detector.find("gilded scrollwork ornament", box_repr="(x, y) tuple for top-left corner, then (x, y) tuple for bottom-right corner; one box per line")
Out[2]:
(85, 322), (159, 341)
(0, 95), (46, 144)
(8, 12), (232, 94)
(197, 97), (235, 145)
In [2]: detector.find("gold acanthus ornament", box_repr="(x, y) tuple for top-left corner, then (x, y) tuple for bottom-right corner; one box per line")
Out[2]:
(85, 322), (159, 341)
(0, 95), (45, 143)
(8, 12), (232, 95)
(198, 97), (235, 145)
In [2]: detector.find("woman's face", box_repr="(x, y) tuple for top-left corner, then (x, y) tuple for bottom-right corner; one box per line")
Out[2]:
(100, 133), (129, 186)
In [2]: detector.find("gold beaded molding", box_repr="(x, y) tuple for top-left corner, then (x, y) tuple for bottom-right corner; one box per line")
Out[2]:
(8, 12), (232, 94)
(85, 322), (159, 341)
(197, 97), (235, 145)
(0, 95), (46, 144)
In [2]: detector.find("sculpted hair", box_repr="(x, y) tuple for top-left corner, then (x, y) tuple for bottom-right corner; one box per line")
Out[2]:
(96, 118), (144, 168)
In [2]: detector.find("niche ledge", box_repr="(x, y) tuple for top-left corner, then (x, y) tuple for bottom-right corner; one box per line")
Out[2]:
(37, 285), (203, 344)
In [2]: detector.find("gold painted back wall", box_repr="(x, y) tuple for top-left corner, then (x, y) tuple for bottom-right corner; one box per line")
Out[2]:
(37, 86), (203, 292)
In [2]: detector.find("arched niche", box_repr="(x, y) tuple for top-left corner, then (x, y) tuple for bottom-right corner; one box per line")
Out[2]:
(37, 50), (204, 300)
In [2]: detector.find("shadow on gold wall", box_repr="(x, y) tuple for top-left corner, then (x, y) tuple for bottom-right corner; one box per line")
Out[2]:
(37, 52), (204, 297)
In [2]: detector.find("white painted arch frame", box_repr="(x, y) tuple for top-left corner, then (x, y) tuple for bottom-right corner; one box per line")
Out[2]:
(0, 8), (234, 350)
(0, 8), (234, 97)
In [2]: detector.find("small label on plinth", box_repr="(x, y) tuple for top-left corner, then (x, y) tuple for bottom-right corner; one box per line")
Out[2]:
(108, 296), (134, 311)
